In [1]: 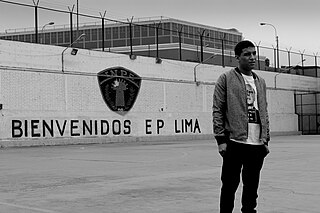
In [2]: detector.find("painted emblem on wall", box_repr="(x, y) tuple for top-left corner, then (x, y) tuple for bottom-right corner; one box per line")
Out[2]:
(97, 67), (141, 115)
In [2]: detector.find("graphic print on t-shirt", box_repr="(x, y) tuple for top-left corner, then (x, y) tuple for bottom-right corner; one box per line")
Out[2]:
(245, 84), (259, 123)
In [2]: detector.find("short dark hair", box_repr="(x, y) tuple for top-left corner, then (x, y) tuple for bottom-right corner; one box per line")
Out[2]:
(234, 40), (255, 57)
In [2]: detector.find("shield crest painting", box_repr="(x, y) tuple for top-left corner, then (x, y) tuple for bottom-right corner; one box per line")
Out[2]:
(97, 67), (142, 115)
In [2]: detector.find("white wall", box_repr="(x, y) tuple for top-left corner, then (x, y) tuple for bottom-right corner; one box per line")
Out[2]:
(0, 40), (319, 147)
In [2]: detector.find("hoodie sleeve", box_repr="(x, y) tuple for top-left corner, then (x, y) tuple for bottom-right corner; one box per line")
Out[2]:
(262, 79), (270, 144)
(212, 73), (228, 145)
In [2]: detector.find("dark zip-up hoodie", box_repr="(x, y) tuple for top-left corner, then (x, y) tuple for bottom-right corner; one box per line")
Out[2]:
(212, 68), (270, 145)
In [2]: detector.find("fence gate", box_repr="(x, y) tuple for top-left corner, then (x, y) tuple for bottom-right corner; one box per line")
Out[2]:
(295, 92), (320, 135)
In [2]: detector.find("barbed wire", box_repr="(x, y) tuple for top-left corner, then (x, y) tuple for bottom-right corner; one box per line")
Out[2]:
(0, 0), (239, 45)
(0, 0), (319, 62)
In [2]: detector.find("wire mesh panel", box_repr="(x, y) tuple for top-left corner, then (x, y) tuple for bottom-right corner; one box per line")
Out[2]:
(295, 92), (320, 135)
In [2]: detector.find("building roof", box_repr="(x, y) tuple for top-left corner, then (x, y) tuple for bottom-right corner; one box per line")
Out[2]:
(0, 16), (242, 36)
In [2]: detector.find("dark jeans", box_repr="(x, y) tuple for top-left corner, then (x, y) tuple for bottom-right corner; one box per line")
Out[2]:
(220, 141), (267, 213)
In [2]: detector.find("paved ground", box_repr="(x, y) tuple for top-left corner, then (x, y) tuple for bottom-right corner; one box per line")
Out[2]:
(0, 135), (319, 213)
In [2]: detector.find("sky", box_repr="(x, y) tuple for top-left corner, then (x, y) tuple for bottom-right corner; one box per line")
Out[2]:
(0, 0), (320, 65)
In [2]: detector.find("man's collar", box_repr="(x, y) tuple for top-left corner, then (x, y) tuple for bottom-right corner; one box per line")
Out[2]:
(235, 67), (257, 79)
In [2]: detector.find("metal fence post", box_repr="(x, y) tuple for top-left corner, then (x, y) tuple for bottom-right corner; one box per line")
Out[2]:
(301, 53), (305, 75)
(155, 21), (161, 59)
(273, 48), (276, 72)
(221, 39), (225, 67)
(314, 54), (318, 77)
(286, 47), (292, 68)
(68, 5), (75, 45)
(127, 16), (134, 57)
(177, 26), (183, 61)
(199, 29), (206, 63)
(99, 11), (106, 51)
(32, 0), (40, 43)
(257, 45), (260, 70)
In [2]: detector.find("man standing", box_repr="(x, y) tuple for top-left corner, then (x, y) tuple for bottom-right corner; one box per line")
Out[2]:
(212, 40), (270, 213)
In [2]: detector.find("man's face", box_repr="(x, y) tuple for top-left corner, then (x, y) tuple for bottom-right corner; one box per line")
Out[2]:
(238, 47), (256, 71)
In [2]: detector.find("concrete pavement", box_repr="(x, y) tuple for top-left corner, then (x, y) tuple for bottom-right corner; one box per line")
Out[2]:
(0, 135), (319, 213)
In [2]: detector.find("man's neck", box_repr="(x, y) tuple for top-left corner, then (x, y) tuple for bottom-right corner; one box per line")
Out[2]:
(237, 67), (252, 76)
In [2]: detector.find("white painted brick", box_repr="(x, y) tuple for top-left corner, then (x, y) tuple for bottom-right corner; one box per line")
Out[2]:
(0, 40), (319, 142)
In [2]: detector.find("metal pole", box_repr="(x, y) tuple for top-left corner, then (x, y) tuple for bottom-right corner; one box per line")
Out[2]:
(127, 17), (134, 57)
(315, 93), (318, 134)
(130, 23), (133, 55)
(41, 22), (54, 44)
(198, 29), (206, 63)
(179, 31), (182, 61)
(315, 55), (318, 77)
(77, 0), (79, 37)
(100, 11), (106, 51)
(62, 33), (85, 72)
(260, 23), (279, 70)
(68, 5), (75, 45)
(221, 39), (225, 67)
(177, 26), (183, 61)
(193, 54), (216, 84)
(301, 53), (304, 75)
(32, 0), (40, 43)
(34, 5), (38, 43)
(70, 12), (73, 45)
(273, 48), (276, 72)
(301, 94), (303, 134)
(200, 34), (203, 62)
(156, 26), (159, 58)
(155, 22), (161, 59)
(102, 18), (105, 51)
(294, 91), (297, 114)
(276, 35), (279, 70)
(257, 45), (260, 70)
(286, 47), (292, 68)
